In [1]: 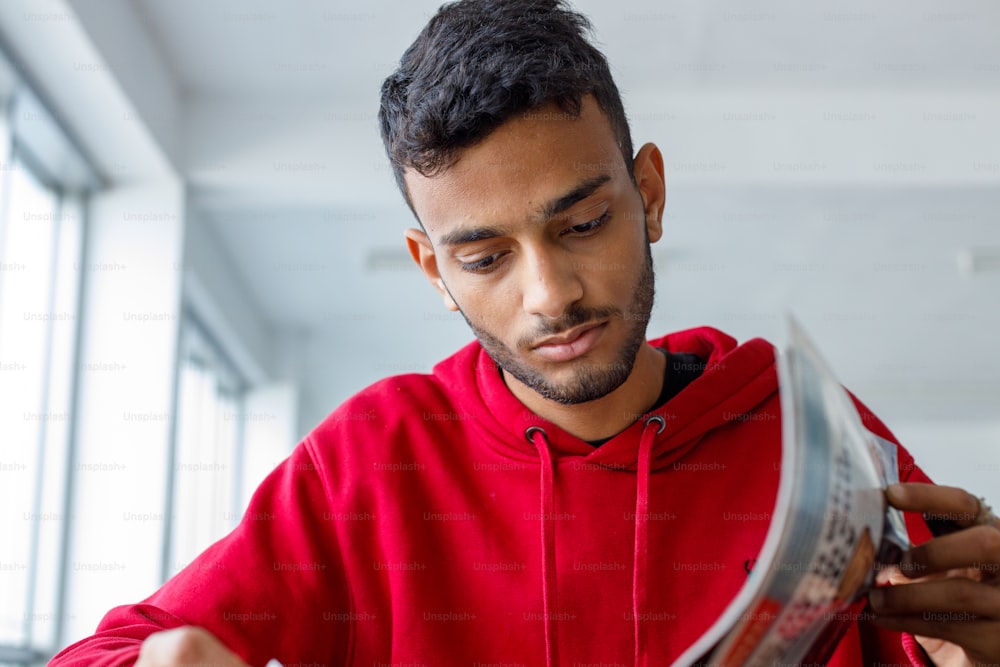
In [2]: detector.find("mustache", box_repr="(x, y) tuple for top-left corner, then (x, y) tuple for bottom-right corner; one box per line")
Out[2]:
(517, 305), (620, 348)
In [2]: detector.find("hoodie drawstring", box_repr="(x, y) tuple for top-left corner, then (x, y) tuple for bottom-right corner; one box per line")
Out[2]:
(527, 426), (559, 667)
(634, 415), (665, 667)
(526, 417), (664, 667)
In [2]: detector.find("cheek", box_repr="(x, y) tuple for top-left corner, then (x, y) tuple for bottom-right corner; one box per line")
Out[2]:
(451, 278), (518, 323)
(592, 240), (647, 292)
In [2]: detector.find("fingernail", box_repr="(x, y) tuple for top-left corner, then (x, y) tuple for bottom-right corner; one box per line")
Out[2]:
(899, 551), (913, 574)
(868, 587), (885, 607)
(886, 484), (905, 503)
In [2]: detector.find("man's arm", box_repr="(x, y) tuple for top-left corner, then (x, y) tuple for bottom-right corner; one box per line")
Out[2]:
(48, 439), (349, 667)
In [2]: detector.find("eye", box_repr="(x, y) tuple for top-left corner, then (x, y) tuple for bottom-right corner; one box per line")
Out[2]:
(563, 211), (610, 236)
(458, 253), (504, 274)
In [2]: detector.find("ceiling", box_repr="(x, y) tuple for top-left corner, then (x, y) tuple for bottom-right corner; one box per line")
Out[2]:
(134, 0), (1000, 96)
(21, 0), (1000, 422)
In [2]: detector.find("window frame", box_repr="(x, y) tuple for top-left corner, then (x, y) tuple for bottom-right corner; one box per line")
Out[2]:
(0, 43), (96, 667)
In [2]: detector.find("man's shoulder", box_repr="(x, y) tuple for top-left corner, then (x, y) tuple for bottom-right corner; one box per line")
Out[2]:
(319, 372), (447, 429)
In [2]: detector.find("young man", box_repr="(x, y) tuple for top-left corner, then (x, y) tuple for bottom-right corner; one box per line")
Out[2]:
(50, 1), (1000, 666)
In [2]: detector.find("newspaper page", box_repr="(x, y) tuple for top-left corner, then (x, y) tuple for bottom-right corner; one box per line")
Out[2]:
(670, 316), (911, 667)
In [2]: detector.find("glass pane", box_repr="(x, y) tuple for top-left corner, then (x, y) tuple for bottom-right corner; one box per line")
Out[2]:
(0, 158), (59, 646)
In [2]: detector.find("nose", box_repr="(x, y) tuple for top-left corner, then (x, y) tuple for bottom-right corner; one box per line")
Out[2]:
(520, 248), (584, 319)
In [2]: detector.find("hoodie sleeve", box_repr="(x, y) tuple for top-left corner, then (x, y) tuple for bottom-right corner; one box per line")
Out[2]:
(48, 438), (350, 667)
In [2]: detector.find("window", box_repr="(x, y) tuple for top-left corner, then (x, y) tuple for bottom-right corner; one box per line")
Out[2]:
(165, 315), (247, 579)
(0, 144), (84, 667)
(0, 47), (94, 666)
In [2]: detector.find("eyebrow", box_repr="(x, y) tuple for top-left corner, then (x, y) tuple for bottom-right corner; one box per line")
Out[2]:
(540, 174), (611, 221)
(439, 225), (507, 247)
(437, 174), (613, 247)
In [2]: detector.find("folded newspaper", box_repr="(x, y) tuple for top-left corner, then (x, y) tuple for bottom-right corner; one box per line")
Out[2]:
(671, 316), (912, 667)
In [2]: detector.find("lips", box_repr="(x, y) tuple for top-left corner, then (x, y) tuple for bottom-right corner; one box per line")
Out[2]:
(531, 322), (606, 363)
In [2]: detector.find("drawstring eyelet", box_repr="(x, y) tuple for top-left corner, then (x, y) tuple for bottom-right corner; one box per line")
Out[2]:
(644, 415), (666, 434)
(525, 425), (548, 444)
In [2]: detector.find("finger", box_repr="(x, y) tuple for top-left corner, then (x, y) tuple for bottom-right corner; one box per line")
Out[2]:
(868, 577), (1000, 619)
(872, 614), (1000, 664)
(899, 525), (1000, 578)
(886, 483), (983, 528)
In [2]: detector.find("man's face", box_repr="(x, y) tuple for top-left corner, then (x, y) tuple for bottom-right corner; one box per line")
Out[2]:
(404, 96), (665, 405)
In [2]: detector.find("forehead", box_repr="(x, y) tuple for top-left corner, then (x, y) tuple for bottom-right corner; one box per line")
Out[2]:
(405, 97), (628, 237)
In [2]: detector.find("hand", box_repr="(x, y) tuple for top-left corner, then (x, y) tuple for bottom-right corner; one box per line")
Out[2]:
(136, 626), (252, 667)
(869, 482), (1000, 666)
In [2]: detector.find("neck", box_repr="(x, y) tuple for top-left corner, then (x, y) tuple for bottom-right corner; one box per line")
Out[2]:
(505, 343), (666, 442)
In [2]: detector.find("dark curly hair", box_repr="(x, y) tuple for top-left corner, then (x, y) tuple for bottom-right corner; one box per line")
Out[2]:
(379, 0), (634, 213)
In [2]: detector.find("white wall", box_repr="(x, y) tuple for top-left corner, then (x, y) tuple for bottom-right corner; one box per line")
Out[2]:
(182, 204), (276, 385)
(891, 419), (1000, 507)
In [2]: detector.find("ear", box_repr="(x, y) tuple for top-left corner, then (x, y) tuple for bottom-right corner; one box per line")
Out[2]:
(632, 143), (666, 244)
(404, 228), (460, 311)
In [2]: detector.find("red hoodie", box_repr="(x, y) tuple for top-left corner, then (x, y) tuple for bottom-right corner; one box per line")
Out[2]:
(49, 327), (934, 667)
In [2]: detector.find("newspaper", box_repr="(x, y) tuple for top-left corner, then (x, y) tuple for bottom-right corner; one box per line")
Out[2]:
(670, 316), (912, 667)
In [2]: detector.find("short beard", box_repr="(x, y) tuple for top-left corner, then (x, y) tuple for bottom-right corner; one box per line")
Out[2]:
(458, 244), (656, 405)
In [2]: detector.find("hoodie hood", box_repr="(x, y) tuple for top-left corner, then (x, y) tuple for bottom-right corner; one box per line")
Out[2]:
(433, 325), (779, 470)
